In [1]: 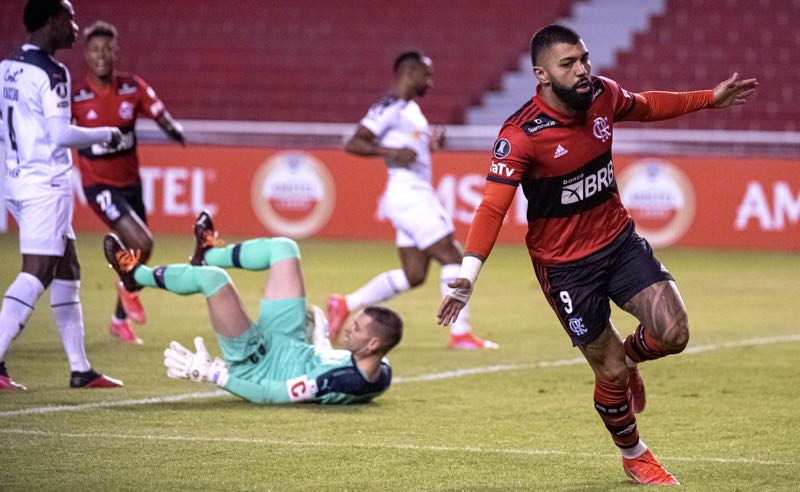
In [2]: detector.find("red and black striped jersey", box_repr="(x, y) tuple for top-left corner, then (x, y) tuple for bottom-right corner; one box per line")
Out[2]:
(72, 72), (165, 188)
(486, 76), (637, 264)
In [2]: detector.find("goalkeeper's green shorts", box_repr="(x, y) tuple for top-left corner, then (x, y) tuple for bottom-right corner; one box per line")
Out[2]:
(216, 297), (306, 365)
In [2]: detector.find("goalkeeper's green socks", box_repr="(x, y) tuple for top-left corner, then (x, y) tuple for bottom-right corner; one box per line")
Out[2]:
(130, 238), (300, 298)
(133, 264), (230, 298)
(203, 237), (300, 271)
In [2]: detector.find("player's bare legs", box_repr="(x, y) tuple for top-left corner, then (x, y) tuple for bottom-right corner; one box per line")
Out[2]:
(109, 213), (151, 342)
(0, 242), (121, 389)
(622, 280), (690, 357)
(263, 257), (305, 301)
(398, 246), (432, 287)
(204, 284), (251, 338)
(0, 253), (59, 390)
(620, 280), (689, 413)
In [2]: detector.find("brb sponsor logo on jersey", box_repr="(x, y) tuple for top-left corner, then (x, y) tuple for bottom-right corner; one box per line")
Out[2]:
(251, 151), (335, 238)
(560, 160), (615, 205)
(618, 159), (696, 248)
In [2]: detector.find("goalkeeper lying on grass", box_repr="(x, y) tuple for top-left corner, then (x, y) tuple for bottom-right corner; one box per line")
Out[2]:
(103, 211), (402, 404)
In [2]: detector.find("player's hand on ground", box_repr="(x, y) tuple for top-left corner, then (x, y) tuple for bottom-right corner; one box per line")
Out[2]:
(437, 278), (472, 326)
(712, 72), (758, 108)
(163, 337), (228, 385)
(390, 147), (417, 166)
(430, 125), (446, 152)
(108, 127), (122, 148)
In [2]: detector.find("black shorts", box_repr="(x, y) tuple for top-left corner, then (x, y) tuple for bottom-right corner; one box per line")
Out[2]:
(83, 184), (147, 229)
(534, 222), (674, 346)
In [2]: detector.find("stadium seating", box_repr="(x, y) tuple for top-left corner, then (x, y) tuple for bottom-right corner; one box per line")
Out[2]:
(1, 0), (795, 130)
(602, 0), (799, 131)
(0, 0), (573, 124)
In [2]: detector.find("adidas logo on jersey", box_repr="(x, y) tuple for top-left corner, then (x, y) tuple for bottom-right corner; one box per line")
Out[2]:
(554, 145), (568, 159)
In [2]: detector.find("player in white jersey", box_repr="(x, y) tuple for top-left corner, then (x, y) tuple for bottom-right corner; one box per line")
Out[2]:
(0, 0), (122, 390)
(327, 51), (497, 350)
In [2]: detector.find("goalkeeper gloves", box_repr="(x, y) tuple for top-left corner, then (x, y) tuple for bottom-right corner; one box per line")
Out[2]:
(305, 304), (332, 351)
(163, 337), (229, 386)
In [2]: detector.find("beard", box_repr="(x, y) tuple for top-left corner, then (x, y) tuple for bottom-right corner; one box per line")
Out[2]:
(551, 78), (593, 111)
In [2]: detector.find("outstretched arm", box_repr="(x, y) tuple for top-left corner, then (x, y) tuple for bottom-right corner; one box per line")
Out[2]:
(623, 73), (758, 122)
(344, 125), (416, 165)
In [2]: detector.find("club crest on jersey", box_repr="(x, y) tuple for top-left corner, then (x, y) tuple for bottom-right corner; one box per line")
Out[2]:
(119, 101), (134, 120)
(593, 116), (611, 143)
(568, 317), (588, 336)
(493, 138), (511, 158)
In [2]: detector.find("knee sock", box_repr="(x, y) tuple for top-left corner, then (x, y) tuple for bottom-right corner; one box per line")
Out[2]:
(50, 280), (90, 372)
(134, 264), (231, 298)
(345, 269), (411, 312)
(0, 273), (44, 361)
(624, 324), (670, 363)
(441, 264), (472, 335)
(204, 237), (300, 271)
(594, 377), (640, 449)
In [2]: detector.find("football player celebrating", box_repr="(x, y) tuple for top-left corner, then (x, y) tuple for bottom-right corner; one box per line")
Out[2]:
(105, 211), (402, 404)
(72, 20), (185, 344)
(438, 25), (757, 484)
(0, 0), (123, 390)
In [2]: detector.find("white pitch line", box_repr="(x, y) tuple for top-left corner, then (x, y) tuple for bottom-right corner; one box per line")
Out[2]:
(0, 428), (791, 467)
(0, 390), (228, 417)
(1, 333), (798, 418)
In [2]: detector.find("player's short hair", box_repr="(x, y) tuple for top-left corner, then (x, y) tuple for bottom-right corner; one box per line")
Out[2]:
(530, 24), (581, 66)
(393, 51), (425, 73)
(84, 20), (118, 40)
(364, 306), (403, 353)
(23, 0), (67, 33)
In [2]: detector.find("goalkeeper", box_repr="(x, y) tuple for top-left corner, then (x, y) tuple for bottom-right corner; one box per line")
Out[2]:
(103, 211), (403, 404)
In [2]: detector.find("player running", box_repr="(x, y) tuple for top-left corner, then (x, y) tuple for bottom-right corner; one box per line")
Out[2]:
(437, 25), (757, 484)
(0, 0), (123, 390)
(328, 51), (496, 350)
(72, 20), (186, 344)
(104, 211), (402, 404)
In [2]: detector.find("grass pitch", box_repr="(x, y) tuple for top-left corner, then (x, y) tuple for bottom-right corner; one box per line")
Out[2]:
(0, 231), (798, 491)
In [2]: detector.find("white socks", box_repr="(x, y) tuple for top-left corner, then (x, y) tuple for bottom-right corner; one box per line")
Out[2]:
(345, 269), (410, 312)
(343, 264), (473, 337)
(440, 264), (471, 335)
(620, 440), (648, 459)
(0, 273), (44, 361)
(50, 279), (90, 372)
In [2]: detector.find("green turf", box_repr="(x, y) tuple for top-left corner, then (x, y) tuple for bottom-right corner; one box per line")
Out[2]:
(0, 231), (798, 490)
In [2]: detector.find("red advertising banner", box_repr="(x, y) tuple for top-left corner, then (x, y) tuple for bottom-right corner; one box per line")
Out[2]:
(21, 144), (800, 250)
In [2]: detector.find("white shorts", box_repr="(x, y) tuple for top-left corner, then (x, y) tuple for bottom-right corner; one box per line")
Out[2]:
(384, 180), (454, 250)
(6, 192), (75, 256)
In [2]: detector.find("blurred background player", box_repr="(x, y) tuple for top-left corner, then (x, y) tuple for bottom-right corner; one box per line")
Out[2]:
(438, 25), (757, 484)
(328, 51), (496, 350)
(105, 211), (402, 404)
(72, 20), (186, 344)
(0, 0), (123, 390)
